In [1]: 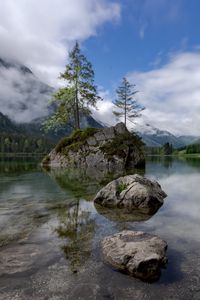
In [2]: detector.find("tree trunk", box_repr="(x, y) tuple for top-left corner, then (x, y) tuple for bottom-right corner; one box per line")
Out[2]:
(75, 78), (80, 129)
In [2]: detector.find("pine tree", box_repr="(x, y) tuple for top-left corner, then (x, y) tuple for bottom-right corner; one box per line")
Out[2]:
(113, 77), (145, 127)
(44, 41), (101, 131)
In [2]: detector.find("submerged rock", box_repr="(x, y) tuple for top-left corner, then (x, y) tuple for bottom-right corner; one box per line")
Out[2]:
(42, 123), (145, 171)
(101, 230), (168, 281)
(94, 174), (167, 214)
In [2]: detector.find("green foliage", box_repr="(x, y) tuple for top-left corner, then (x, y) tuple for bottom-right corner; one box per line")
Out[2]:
(186, 143), (200, 154)
(55, 127), (98, 154)
(145, 146), (163, 155)
(113, 77), (145, 127)
(43, 87), (76, 132)
(117, 183), (128, 193)
(100, 131), (144, 160)
(44, 41), (101, 131)
(163, 142), (173, 155)
(0, 133), (54, 154)
(145, 143), (174, 156)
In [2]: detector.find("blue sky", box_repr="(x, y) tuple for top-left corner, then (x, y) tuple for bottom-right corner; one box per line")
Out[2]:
(83, 0), (200, 91)
(0, 0), (200, 135)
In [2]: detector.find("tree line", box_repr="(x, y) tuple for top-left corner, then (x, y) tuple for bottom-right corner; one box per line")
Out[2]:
(146, 143), (174, 155)
(186, 143), (200, 154)
(0, 133), (54, 154)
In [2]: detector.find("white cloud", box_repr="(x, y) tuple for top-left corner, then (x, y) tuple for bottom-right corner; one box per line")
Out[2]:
(0, 0), (120, 86)
(0, 62), (53, 122)
(0, 0), (120, 123)
(91, 90), (115, 126)
(128, 51), (200, 136)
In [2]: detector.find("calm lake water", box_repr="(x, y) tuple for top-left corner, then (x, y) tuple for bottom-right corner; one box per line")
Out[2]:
(0, 156), (200, 300)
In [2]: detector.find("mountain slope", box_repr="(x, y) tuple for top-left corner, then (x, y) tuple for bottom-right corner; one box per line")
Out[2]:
(136, 124), (199, 149)
(0, 57), (53, 123)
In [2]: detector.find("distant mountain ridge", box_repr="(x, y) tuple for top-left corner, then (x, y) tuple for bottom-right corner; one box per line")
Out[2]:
(0, 57), (53, 123)
(137, 124), (200, 148)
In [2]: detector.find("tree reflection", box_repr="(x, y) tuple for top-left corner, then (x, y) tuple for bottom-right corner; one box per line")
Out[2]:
(55, 200), (96, 273)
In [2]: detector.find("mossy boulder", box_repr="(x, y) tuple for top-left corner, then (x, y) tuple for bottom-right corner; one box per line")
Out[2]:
(42, 123), (145, 171)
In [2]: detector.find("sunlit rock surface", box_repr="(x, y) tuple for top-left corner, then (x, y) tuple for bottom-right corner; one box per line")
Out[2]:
(101, 230), (168, 282)
(94, 174), (167, 214)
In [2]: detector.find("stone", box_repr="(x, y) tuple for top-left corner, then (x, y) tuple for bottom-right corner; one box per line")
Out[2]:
(94, 174), (167, 214)
(43, 123), (145, 171)
(114, 122), (127, 135)
(101, 230), (168, 281)
(102, 127), (116, 140)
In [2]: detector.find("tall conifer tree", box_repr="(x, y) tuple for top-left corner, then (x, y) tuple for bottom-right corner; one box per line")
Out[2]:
(113, 77), (145, 127)
(44, 42), (101, 131)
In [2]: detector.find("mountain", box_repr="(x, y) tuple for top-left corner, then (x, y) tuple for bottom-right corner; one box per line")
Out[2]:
(139, 130), (185, 148)
(178, 135), (200, 146)
(136, 124), (200, 149)
(0, 112), (21, 134)
(0, 57), (53, 123)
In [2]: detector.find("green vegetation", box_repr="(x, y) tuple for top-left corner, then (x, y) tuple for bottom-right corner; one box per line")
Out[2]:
(0, 133), (54, 155)
(117, 183), (128, 193)
(163, 142), (173, 155)
(113, 77), (145, 127)
(55, 127), (98, 154)
(145, 142), (174, 156)
(44, 41), (101, 131)
(186, 143), (200, 154)
(146, 142), (200, 157)
(100, 131), (144, 160)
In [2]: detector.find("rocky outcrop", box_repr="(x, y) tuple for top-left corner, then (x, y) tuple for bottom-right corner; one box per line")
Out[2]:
(94, 174), (167, 214)
(101, 230), (168, 281)
(42, 123), (145, 171)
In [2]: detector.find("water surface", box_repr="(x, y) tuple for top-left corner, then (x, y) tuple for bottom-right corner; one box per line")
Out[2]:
(0, 156), (200, 300)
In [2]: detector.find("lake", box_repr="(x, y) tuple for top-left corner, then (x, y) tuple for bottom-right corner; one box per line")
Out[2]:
(0, 156), (200, 300)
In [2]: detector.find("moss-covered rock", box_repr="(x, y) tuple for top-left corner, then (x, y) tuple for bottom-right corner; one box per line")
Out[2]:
(42, 123), (145, 171)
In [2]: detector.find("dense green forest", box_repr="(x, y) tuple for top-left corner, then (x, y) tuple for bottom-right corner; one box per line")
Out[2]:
(0, 133), (54, 155)
(145, 142), (174, 155)
(185, 142), (200, 154)
(146, 142), (200, 156)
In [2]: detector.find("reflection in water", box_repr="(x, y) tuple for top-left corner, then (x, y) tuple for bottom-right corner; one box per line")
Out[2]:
(1, 156), (200, 299)
(45, 166), (145, 200)
(55, 200), (96, 273)
(94, 204), (158, 222)
(0, 157), (40, 174)
(46, 167), (102, 199)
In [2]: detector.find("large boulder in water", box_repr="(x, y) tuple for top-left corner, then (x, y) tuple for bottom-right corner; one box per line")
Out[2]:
(101, 230), (168, 282)
(94, 174), (167, 214)
(42, 123), (145, 172)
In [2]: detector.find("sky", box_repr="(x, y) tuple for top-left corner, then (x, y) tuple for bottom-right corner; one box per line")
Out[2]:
(0, 0), (200, 135)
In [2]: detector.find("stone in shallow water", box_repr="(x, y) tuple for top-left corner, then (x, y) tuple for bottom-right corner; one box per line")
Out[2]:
(94, 174), (167, 214)
(101, 230), (168, 282)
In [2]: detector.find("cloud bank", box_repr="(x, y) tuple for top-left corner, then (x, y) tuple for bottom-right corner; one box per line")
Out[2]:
(0, 0), (120, 86)
(0, 59), (53, 122)
(128, 51), (200, 136)
(0, 0), (120, 122)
